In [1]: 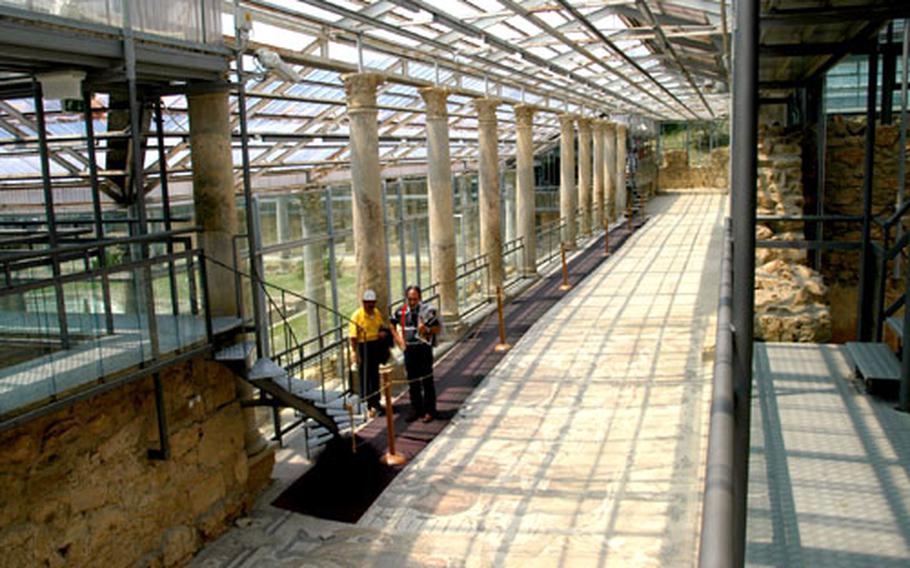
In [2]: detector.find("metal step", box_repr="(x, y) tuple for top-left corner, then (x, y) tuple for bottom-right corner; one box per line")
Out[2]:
(845, 342), (901, 383)
(282, 378), (320, 397)
(248, 357), (287, 381)
(214, 340), (256, 369)
(247, 373), (339, 435)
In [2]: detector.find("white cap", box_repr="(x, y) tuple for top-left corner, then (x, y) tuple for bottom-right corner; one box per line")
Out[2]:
(362, 289), (377, 301)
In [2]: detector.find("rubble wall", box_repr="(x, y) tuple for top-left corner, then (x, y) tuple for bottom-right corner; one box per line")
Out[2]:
(658, 148), (729, 190)
(754, 124), (831, 342)
(0, 358), (269, 568)
(823, 115), (906, 341)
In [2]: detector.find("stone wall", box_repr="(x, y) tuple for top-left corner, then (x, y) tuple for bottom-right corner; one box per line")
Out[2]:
(822, 115), (907, 341)
(754, 124), (831, 342)
(658, 147), (729, 190)
(0, 358), (271, 568)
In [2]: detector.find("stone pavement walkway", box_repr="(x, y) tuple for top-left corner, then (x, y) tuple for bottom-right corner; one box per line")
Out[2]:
(190, 192), (727, 568)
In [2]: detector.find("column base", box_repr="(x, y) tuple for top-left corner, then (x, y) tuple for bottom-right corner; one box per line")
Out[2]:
(246, 444), (276, 497)
(441, 313), (464, 340)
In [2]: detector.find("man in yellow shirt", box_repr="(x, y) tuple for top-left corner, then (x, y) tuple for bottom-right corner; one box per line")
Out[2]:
(349, 289), (402, 417)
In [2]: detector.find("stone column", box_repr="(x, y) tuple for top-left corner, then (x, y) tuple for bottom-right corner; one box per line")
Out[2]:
(188, 88), (267, 458)
(604, 122), (617, 222)
(592, 120), (605, 230)
(301, 191), (326, 351)
(419, 86), (459, 327)
(343, 73), (390, 314)
(558, 113), (577, 248)
(188, 89), (238, 317)
(503, 171), (516, 244)
(275, 194), (291, 258)
(474, 97), (504, 295)
(577, 118), (593, 236)
(514, 104), (537, 275)
(615, 123), (628, 218)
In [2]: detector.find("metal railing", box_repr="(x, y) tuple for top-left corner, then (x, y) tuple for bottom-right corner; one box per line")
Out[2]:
(536, 218), (566, 268)
(456, 253), (491, 318)
(502, 236), (525, 289)
(698, 218), (736, 566)
(0, 231), (212, 418)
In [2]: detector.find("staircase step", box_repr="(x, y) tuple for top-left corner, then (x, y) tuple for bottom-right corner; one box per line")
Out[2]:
(845, 342), (901, 383)
(299, 389), (345, 407)
(214, 341), (256, 366)
(248, 357), (287, 381)
(283, 378), (320, 397)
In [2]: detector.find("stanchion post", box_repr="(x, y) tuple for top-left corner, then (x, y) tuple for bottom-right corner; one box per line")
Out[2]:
(604, 221), (610, 257)
(560, 243), (572, 291)
(379, 364), (406, 466)
(494, 285), (511, 352)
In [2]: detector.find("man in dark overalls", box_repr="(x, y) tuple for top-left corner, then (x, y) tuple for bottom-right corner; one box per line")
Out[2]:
(397, 285), (440, 423)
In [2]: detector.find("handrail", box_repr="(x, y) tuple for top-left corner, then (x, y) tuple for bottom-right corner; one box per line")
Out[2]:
(698, 218), (736, 567)
(0, 227), (200, 264)
(203, 253), (361, 329)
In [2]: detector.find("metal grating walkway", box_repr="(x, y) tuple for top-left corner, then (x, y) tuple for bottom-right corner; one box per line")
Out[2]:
(747, 343), (910, 567)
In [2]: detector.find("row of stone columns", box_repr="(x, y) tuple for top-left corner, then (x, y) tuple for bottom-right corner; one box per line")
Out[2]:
(557, 115), (629, 248)
(185, 81), (630, 454)
(340, 72), (629, 324)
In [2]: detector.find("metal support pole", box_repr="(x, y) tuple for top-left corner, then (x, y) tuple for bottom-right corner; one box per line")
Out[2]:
(858, 47), (879, 342)
(815, 77), (828, 270)
(381, 179), (393, 300)
(896, 20), (909, 280)
(729, 0), (759, 564)
(883, 23), (896, 125)
(154, 99), (180, 316)
(250, 196), (269, 357)
(33, 80), (70, 350)
(147, 372), (171, 460)
(235, 23), (267, 360)
(123, 3), (159, 359)
(397, 179), (407, 293)
(83, 89), (115, 335)
(901, 254), (910, 411)
(324, 187), (345, 382)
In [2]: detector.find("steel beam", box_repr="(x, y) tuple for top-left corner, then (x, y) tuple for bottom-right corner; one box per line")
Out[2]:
(552, 0), (700, 119)
(635, 0), (715, 117)
(858, 47), (879, 342)
(728, 0), (759, 564)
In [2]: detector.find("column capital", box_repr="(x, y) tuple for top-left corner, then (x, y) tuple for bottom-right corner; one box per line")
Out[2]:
(418, 86), (450, 119)
(616, 123), (628, 134)
(603, 121), (617, 133)
(558, 113), (578, 129)
(474, 97), (502, 122)
(513, 104), (539, 126)
(577, 117), (593, 133)
(342, 72), (385, 110)
(592, 119), (607, 133)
